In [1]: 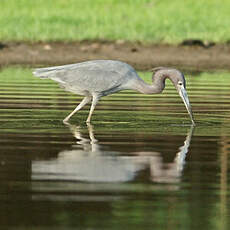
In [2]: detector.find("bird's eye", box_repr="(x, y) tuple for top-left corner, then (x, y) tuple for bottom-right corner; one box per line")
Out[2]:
(178, 82), (183, 86)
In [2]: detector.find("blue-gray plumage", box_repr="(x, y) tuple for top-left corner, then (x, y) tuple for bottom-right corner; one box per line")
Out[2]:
(33, 60), (195, 124)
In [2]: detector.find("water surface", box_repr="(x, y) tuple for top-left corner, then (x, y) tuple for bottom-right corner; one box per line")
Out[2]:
(0, 68), (230, 229)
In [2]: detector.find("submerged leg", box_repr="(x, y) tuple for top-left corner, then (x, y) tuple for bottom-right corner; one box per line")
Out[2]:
(86, 94), (100, 123)
(63, 96), (91, 123)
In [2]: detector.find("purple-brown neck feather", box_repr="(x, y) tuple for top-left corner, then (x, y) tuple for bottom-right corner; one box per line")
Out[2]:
(133, 68), (185, 95)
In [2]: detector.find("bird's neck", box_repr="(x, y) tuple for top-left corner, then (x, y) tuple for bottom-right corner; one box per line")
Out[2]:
(136, 74), (167, 94)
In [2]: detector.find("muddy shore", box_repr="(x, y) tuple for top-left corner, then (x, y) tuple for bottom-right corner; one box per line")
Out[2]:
(1, 41), (230, 71)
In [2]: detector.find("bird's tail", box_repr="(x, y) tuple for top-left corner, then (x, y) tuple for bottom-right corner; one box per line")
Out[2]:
(33, 68), (50, 78)
(33, 66), (60, 78)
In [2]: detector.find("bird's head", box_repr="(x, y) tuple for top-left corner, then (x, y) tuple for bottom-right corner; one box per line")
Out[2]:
(151, 67), (195, 125)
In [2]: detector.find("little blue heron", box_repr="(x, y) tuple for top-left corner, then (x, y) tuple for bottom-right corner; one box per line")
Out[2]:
(33, 60), (195, 124)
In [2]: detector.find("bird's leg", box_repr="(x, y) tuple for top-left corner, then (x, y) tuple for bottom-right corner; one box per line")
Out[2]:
(86, 94), (100, 123)
(63, 96), (91, 123)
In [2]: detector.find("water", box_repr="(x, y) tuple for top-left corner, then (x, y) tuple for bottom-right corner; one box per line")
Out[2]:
(0, 68), (230, 229)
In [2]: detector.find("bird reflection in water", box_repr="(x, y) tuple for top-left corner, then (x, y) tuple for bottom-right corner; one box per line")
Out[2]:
(32, 124), (194, 184)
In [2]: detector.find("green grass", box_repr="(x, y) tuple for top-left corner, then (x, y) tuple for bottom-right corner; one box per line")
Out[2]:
(1, 0), (230, 43)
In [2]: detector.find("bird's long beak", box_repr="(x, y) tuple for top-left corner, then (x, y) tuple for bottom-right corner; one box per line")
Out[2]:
(178, 85), (195, 125)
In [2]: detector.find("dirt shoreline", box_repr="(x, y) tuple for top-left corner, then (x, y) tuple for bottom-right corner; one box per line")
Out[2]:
(1, 41), (230, 71)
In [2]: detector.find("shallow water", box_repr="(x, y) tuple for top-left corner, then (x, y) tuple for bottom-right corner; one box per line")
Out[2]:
(0, 68), (230, 229)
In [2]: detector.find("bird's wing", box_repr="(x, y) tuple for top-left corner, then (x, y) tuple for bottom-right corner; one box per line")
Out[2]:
(57, 68), (127, 92)
(33, 62), (95, 78)
(33, 60), (137, 92)
(33, 60), (134, 77)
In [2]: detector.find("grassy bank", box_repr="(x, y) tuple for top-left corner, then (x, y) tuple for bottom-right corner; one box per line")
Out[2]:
(1, 0), (230, 43)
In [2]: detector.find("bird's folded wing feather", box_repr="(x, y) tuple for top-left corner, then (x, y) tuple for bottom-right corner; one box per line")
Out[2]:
(33, 61), (135, 92)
